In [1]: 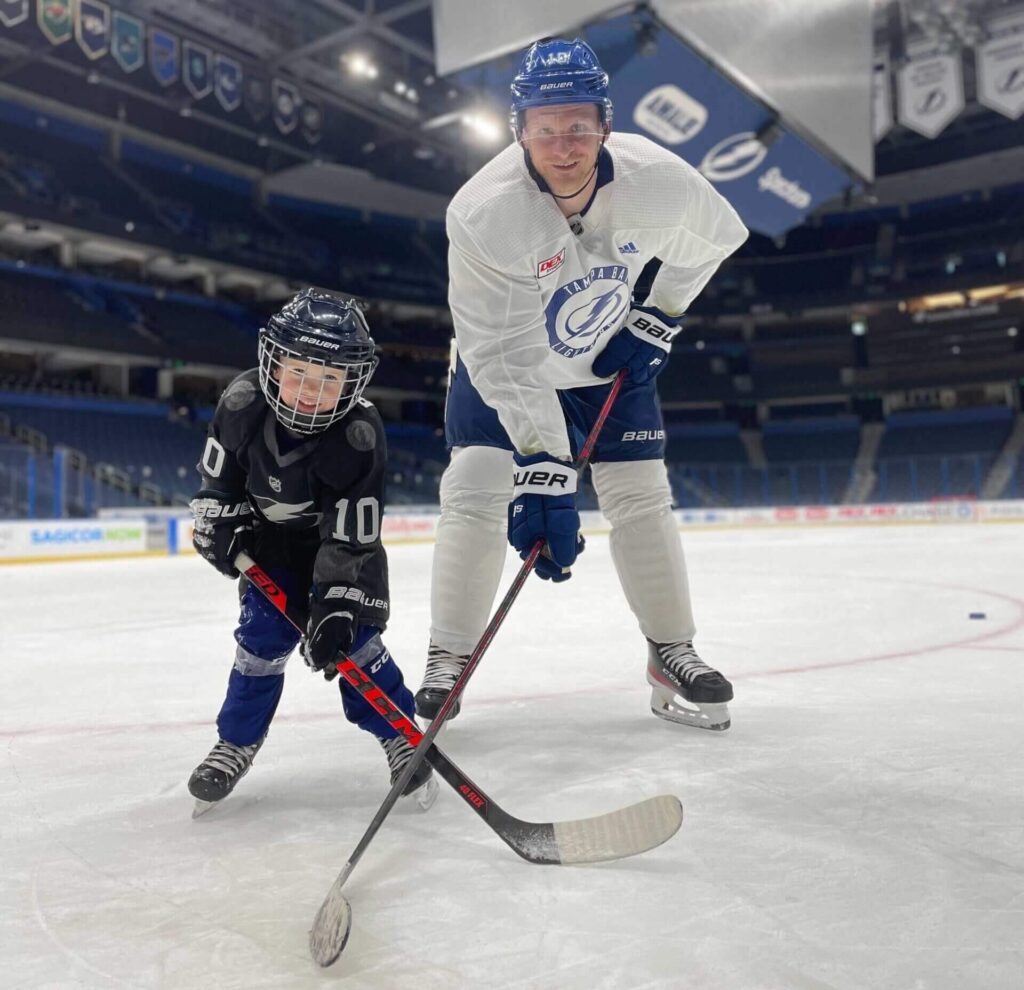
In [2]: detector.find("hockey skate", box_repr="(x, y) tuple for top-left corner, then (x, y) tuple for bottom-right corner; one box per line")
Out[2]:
(378, 734), (438, 812)
(646, 640), (732, 731)
(414, 643), (469, 721)
(189, 735), (266, 818)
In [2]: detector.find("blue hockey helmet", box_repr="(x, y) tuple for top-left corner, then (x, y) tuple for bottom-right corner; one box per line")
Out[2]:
(258, 288), (378, 434)
(509, 38), (613, 134)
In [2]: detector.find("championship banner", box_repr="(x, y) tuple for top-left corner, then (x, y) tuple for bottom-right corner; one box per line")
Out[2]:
(149, 27), (179, 86)
(896, 52), (964, 139)
(111, 10), (143, 73)
(300, 98), (323, 143)
(272, 77), (300, 134)
(976, 15), (1024, 121)
(872, 49), (893, 142)
(75, 0), (109, 60)
(213, 53), (241, 111)
(583, 13), (850, 237)
(244, 72), (269, 121)
(183, 39), (212, 99)
(37, 0), (72, 45)
(0, 0), (29, 28)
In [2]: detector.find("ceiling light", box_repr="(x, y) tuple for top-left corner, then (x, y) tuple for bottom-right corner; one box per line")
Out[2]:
(394, 80), (407, 95)
(462, 112), (503, 144)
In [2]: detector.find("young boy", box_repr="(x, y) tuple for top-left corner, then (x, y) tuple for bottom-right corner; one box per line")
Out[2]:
(187, 288), (436, 814)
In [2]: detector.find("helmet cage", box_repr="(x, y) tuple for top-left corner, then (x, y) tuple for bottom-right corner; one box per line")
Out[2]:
(257, 292), (378, 434)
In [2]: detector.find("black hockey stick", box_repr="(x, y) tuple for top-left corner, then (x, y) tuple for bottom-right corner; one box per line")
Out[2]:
(235, 550), (681, 867)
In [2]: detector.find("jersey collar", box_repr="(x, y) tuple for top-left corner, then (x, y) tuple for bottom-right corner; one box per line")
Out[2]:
(524, 144), (614, 216)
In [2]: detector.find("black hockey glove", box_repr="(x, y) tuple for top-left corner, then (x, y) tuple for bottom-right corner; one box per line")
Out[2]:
(190, 491), (254, 578)
(303, 584), (361, 681)
(591, 305), (681, 385)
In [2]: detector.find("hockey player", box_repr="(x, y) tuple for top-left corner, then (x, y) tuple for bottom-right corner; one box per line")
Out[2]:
(187, 288), (436, 813)
(416, 39), (748, 731)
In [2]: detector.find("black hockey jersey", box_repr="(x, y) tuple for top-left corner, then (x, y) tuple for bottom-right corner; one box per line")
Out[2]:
(196, 369), (391, 630)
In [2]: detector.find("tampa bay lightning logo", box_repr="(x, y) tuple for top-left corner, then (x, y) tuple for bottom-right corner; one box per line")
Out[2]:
(545, 266), (630, 358)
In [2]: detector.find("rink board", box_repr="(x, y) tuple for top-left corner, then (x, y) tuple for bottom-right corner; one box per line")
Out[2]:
(2, 499), (1023, 564)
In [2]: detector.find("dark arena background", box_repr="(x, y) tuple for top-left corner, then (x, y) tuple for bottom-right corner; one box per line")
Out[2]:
(2, 2), (1023, 987)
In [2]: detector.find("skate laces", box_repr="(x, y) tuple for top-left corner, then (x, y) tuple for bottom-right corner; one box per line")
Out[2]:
(379, 735), (416, 783)
(657, 641), (714, 684)
(419, 645), (469, 691)
(204, 739), (259, 776)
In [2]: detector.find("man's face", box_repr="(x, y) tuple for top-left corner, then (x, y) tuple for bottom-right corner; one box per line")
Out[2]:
(520, 104), (604, 197)
(273, 356), (346, 416)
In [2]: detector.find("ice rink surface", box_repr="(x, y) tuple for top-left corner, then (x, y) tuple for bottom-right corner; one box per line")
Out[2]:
(2, 523), (1023, 990)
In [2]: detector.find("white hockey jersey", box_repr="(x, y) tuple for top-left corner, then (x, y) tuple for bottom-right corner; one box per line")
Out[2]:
(446, 131), (748, 460)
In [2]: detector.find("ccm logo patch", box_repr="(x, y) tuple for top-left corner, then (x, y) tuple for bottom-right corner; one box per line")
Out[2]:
(537, 248), (565, 278)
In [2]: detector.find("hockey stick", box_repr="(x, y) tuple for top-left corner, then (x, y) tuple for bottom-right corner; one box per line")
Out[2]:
(303, 369), (675, 964)
(235, 551), (681, 867)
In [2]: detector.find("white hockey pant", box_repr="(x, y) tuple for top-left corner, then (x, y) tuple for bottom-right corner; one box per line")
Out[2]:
(429, 447), (695, 655)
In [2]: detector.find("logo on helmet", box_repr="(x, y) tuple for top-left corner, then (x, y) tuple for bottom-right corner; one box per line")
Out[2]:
(298, 334), (340, 350)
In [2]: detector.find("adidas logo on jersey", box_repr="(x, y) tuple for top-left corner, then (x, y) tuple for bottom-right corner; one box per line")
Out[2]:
(618, 242), (639, 254)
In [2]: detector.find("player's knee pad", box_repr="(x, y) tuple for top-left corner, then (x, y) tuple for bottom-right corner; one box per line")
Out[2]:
(439, 445), (512, 529)
(591, 459), (673, 526)
(339, 631), (416, 735)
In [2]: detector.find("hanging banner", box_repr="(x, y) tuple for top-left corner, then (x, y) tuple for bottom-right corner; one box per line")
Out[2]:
(272, 77), (300, 134)
(213, 53), (242, 111)
(872, 49), (893, 142)
(570, 13), (850, 237)
(37, 0), (72, 45)
(75, 0), (109, 60)
(244, 73), (270, 121)
(0, 0), (29, 29)
(183, 39), (212, 99)
(300, 99), (323, 143)
(976, 16), (1024, 121)
(111, 10), (143, 72)
(149, 27), (179, 86)
(896, 53), (964, 138)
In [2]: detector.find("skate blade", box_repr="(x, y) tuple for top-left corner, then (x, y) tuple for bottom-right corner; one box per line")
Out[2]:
(396, 774), (439, 814)
(650, 690), (731, 732)
(192, 798), (218, 819)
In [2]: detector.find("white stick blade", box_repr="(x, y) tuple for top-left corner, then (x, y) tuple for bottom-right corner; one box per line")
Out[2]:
(553, 795), (683, 865)
(309, 885), (353, 967)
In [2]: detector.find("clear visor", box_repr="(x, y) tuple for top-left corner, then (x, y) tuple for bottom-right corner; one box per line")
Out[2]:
(519, 120), (605, 148)
(258, 337), (375, 434)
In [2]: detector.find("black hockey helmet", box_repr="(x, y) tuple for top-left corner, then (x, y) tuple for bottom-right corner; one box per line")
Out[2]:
(258, 288), (379, 434)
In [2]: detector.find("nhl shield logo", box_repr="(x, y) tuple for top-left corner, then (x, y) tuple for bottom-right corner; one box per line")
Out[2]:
(149, 28), (179, 87)
(111, 10), (143, 73)
(268, 475), (282, 494)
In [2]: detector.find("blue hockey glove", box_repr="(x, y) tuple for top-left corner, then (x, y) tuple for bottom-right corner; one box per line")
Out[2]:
(190, 491), (253, 578)
(303, 583), (361, 681)
(591, 305), (681, 384)
(508, 452), (584, 582)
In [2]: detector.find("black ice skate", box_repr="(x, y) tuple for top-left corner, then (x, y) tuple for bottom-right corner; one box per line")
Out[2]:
(378, 734), (438, 812)
(414, 642), (469, 721)
(646, 640), (732, 731)
(188, 736), (266, 818)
